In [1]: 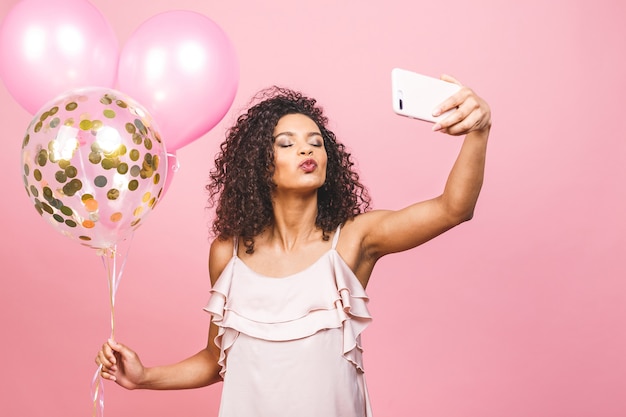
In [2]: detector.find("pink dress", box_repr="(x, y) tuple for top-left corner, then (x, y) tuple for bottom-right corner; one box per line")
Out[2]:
(204, 226), (373, 417)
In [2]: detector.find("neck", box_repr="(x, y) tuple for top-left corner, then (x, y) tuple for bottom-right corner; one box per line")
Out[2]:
(268, 192), (320, 251)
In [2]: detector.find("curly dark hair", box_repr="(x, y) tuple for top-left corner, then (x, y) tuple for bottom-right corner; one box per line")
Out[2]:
(207, 86), (371, 253)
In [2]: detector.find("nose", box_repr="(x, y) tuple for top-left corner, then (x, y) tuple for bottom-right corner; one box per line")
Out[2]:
(298, 142), (313, 155)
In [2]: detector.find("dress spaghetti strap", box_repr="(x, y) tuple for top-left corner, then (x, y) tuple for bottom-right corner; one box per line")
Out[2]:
(331, 225), (342, 249)
(233, 237), (239, 256)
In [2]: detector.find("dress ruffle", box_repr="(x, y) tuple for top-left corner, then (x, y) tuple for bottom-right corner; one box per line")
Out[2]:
(203, 250), (372, 378)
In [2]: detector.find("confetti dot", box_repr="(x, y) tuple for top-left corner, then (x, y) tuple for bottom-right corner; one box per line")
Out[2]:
(94, 176), (107, 187)
(117, 163), (129, 175)
(55, 171), (67, 183)
(62, 179), (82, 196)
(89, 152), (102, 164)
(83, 198), (98, 212)
(36, 149), (48, 166)
(42, 187), (53, 201)
(79, 120), (93, 130)
(65, 166), (77, 178)
(101, 158), (116, 170)
(107, 189), (120, 200)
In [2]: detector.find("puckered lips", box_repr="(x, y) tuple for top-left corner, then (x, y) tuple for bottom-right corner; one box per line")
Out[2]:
(299, 158), (318, 173)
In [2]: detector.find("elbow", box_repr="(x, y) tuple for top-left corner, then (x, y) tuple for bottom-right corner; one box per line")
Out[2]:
(438, 194), (478, 227)
(462, 208), (475, 223)
(448, 205), (476, 226)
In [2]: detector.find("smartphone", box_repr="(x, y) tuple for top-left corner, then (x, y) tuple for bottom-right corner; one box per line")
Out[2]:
(391, 68), (461, 123)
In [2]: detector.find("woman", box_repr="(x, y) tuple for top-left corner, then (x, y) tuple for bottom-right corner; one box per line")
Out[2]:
(96, 75), (491, 417)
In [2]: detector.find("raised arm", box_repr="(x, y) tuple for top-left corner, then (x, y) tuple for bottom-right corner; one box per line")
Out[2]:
(356, 75), (491, 261)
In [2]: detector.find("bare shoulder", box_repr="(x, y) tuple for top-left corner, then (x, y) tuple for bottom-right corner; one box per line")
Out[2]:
(208, 237), (234, 285)
(352, 209), (394, 226)
(335, 212), (393, 287)
(340, 210), (394, 248)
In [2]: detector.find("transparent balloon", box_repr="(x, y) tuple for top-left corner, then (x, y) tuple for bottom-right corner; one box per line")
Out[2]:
(21, 87), (168, 249)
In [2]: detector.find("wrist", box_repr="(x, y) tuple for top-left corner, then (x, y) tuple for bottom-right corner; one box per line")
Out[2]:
(130, 367), (151, 390)
(469, 123), (490, 142)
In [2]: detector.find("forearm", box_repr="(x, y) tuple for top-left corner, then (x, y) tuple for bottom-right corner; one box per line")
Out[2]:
(137, 348), (222, 390)
(440, 127), (490, 221)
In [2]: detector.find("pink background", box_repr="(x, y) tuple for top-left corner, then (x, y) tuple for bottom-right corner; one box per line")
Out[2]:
(1, 0), (624, 416)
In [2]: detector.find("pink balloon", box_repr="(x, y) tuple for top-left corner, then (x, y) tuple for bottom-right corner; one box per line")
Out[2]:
(118, 10), (239, 152)
(0, 0), (119, 114)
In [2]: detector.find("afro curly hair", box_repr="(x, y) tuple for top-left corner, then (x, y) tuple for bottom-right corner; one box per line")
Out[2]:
(207, 86), (370, 253)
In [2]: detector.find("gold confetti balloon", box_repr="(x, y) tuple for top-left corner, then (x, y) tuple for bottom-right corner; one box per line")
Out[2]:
(21, 87), (168, 249)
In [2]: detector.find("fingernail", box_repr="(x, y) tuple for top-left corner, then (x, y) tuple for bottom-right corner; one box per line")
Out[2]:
(432, 123), (442, 132)
(432, 108), (441, 117)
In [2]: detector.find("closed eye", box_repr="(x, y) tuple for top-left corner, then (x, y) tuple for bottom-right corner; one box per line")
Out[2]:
(308, 134), (324, 147)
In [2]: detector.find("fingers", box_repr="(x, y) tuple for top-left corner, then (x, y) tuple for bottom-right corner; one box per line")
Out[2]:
(432, 77), (466, 122)
(438, 91), (479, 133)
(433, 84), (491, 135)
(94, 339), (122, 380)
(440, 73), (462, 86)
(95, 340), (116, 366)
(100, 366), (117, 382)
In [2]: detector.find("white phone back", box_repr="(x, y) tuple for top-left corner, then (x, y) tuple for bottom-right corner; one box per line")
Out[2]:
(391, 68), (461, 123)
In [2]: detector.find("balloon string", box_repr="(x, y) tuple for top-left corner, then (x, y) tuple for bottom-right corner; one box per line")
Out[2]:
(91, 367), (105, 417)
(91, 234), (134, 417)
